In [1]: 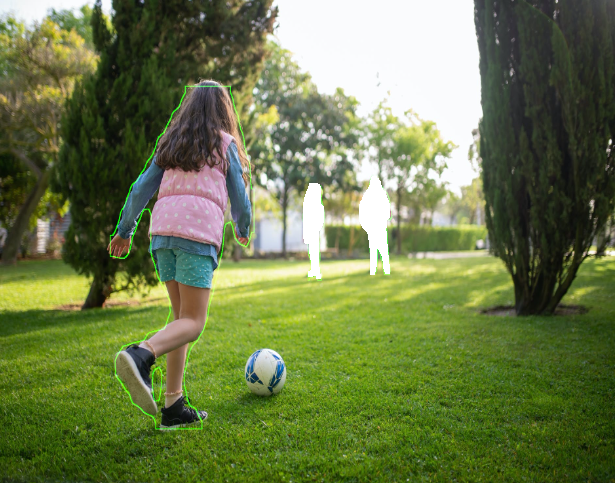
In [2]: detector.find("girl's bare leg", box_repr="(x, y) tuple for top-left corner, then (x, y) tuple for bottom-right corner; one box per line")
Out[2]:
(140, 282), (210, 356)
(138, 281), (210, 406)
(165, 343), (188, 408)
(158, 281), (187, 408)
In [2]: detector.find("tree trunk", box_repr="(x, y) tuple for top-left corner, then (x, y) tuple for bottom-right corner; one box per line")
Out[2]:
(514, 275), (556, 315)
(396, 187), (402, 255)
(1, 169), (50, 266)
(82, 263), (116, 309)
(335, 226), (340, 255)
(281, 186), (288, 258)
(512, 254), (584, 316)
(233, 243), (242, 262)
(348, 224), (355, 257)
(595, 218), (612, 256)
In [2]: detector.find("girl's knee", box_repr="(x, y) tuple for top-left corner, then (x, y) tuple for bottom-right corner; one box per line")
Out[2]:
(190, 318), (205, 340)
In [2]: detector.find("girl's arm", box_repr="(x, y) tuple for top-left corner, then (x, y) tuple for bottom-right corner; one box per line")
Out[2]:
(116, 156), (164, 239)
(225, 142), (252, 240)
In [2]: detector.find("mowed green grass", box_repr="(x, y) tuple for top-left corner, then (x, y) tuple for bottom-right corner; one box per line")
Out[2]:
(0, 255), (614, 483)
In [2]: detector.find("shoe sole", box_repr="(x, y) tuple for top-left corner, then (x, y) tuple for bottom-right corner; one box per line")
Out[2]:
(116, 351), (157, 416)
(160, 413), (208, 430)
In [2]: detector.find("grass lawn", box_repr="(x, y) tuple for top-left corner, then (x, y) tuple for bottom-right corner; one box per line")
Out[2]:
(0, 255), (614, 482)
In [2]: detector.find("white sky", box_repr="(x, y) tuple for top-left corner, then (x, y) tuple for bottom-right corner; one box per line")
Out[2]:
(1, 0), (482, 195)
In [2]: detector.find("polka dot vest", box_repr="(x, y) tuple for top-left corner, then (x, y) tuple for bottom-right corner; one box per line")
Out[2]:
(149, 131), (234, 253)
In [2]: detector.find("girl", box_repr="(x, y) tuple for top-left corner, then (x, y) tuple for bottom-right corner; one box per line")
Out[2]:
(107, 80), (251, 429)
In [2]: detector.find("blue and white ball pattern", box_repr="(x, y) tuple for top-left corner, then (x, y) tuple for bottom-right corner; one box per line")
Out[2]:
(245, 349), (286, 396)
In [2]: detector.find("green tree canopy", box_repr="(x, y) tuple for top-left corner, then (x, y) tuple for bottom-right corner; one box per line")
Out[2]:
(251, 41), (360, 256)
(438, 190), (464, 225)
(364, 99), (398, 182)
(0, 153), (35, 232)
(459, 177), (484, 225)
(374, 105), (455, 253)
(47, 4), (114, 51)
(0, 13), (97, 264)
(52, 0), (276, 308)
(408, 179), (450, 227)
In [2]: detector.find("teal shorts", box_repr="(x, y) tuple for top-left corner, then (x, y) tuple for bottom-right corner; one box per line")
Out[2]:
(154, 248), (215, 289)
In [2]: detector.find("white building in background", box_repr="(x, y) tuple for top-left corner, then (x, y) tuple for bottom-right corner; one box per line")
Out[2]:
(250, 204), (457, 254)
(431, 211), (456, 227)
(18, 212), (72, 255)
(252, 209), (327, 253)
(391, 203), (456, 228)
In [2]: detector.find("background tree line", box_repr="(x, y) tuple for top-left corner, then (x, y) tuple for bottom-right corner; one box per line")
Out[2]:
(0, 3), (480, 289)
(4, 0), (612, 317)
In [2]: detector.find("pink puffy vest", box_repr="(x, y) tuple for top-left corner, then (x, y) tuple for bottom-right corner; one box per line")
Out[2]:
(149, 131), (235, 252)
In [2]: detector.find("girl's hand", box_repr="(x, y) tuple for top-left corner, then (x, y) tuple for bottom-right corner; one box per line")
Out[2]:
(107, 233), (131, 258)
(236, 228), (248, 246)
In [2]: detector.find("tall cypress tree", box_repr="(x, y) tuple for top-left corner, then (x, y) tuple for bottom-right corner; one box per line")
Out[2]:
(475, 0), (615, 315)
(52, 0), (276, 308)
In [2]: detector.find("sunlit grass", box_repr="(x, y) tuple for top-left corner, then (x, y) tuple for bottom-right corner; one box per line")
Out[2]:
(0, 255), (614, 482)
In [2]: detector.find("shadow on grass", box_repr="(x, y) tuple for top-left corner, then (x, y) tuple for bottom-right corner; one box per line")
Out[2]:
(0, 305), (161, 339)
(2, 257), (610, 340)
(53, 297), (168, 311)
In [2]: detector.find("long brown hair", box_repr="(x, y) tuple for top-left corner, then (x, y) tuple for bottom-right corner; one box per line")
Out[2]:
(155, 79), (250, 187)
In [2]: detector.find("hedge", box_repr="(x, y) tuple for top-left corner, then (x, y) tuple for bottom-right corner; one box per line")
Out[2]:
(324, 225), (488, 253)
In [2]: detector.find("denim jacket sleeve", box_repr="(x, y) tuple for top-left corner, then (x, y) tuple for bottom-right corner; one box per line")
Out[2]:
(225, 142), (252, 238)
(117, 155), (164, 239)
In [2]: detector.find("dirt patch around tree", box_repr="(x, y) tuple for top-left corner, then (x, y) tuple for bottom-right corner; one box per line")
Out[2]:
(54, 297), (167, 311)
(481, 304), (588, 316)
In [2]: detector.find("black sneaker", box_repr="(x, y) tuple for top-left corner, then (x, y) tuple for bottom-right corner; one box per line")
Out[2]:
(115, 344), (157, 415)
(160, 395), (207, 429)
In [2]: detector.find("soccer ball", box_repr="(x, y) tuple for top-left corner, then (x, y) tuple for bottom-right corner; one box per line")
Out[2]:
(245, 349), (287, 396)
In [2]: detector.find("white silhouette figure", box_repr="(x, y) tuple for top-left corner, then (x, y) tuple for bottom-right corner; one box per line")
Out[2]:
(303, 183), (324, 280)
(359, 176), (391, 275)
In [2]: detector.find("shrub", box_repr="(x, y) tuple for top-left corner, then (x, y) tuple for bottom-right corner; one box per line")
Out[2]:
(325, 225), (487, 253)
